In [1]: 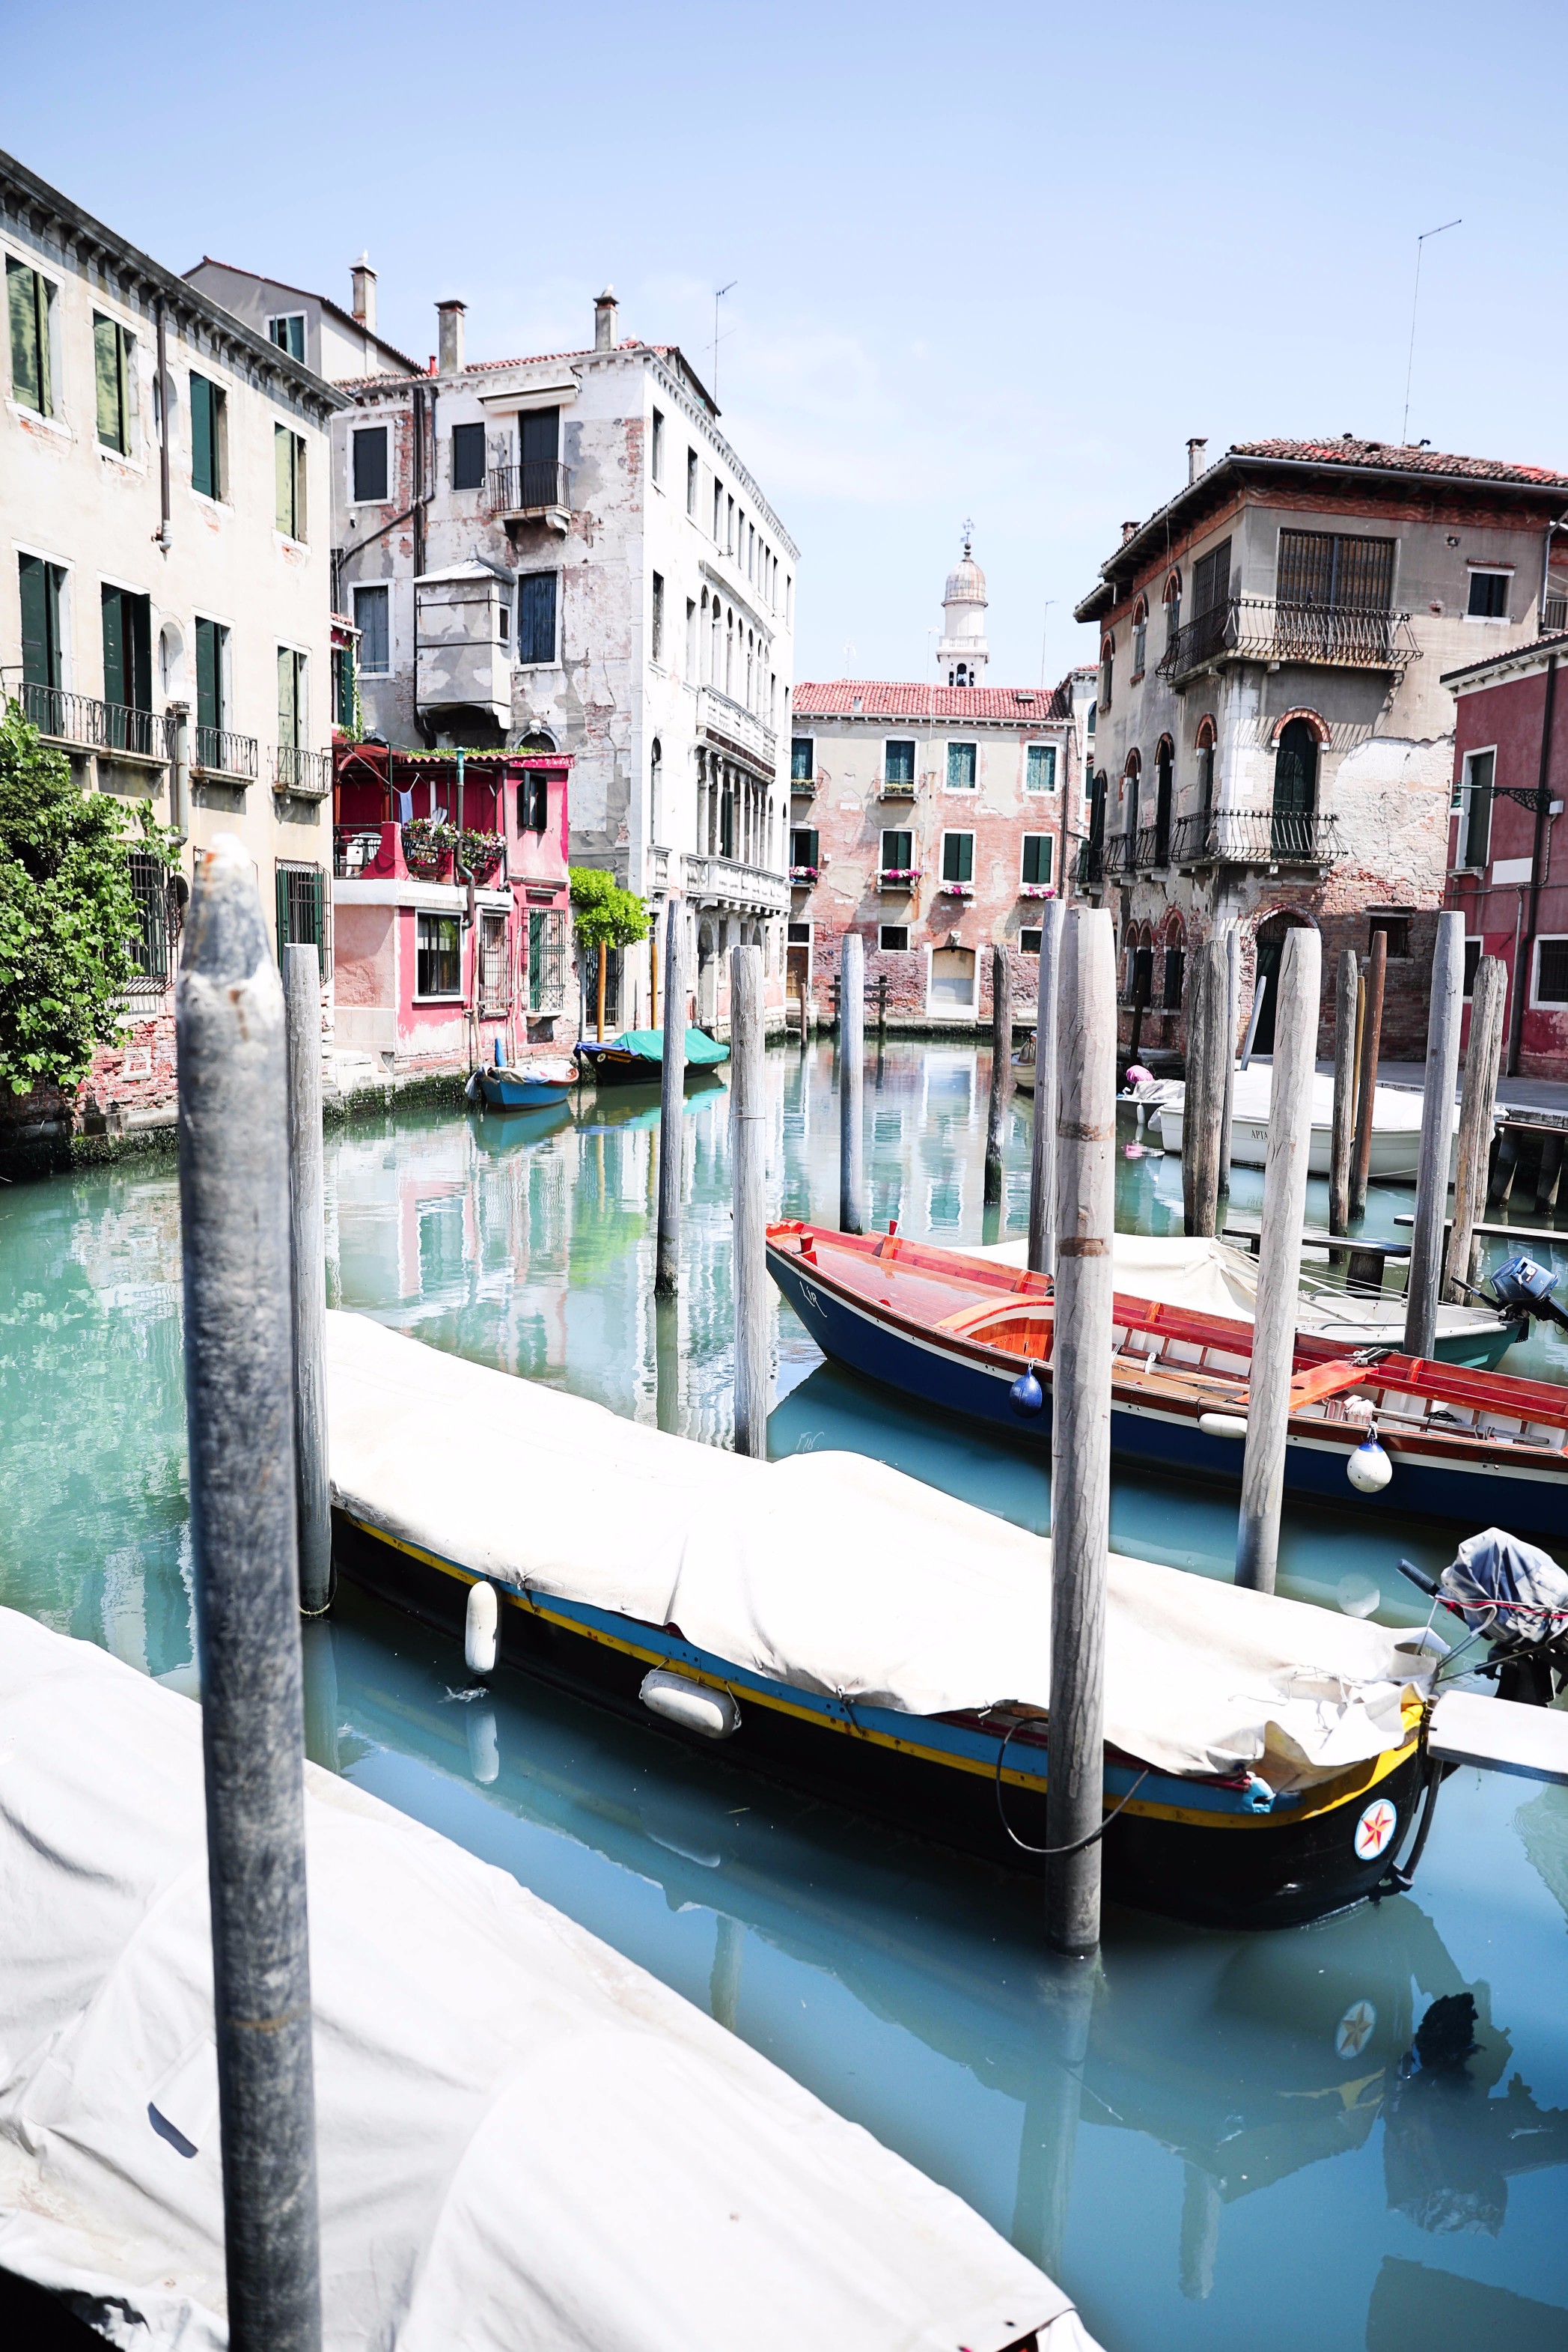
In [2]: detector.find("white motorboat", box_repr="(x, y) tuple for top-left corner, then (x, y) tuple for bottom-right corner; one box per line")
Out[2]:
(1149, 1067), (1481, 1182)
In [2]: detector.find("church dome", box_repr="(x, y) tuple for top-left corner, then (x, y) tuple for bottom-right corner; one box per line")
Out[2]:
(944, 551), (987, 607)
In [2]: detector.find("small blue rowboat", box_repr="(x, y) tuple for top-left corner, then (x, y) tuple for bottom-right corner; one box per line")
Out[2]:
(476, 1042), (576, 1110)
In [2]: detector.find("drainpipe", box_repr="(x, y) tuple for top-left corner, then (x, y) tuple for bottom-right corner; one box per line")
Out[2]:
(155, 299), (173, 552)
(168, 699), (190, 839)
(1507, 651), (1558, 1076)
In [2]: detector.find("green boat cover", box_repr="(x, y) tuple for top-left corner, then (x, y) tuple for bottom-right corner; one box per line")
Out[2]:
(611, 1026), (730, 1066)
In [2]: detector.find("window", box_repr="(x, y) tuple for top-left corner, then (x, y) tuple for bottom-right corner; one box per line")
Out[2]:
(1463, 938), (1482, 999)
(946, 742), (977, 789)
(1099, 636), (1114, 713)
(1162, 942), (1185, 1009)
(790, 827), (820, 869)
(517, 572), (558, 665)
(451, 421), (485, 492)
(354, 584), (389, 674)
(651, 570), (665, 665)
(194, 617), (228, 738)
(101, 585), (152, 716)
(351, 425), (388, 503)
(528, 907), (567, 1011)
(787, 921), (811, 945)
(1457, 747), (1494, 868)
(1468, 569), (1511, 621)
(879, 924), (909, 951)
(519, 770), (549, 832)
(686, 446), (698, 515)
(1164, 573), (1182, 648)
(880, 829), (913, 872)
(942, 832), (974, 883)
(276, 863), (328, 976)
(1535, 939), (1568, 1004)
(1130, 600), (1147, 678)
(1277, 531), (1394, 611)
(1020, 927), (1043, 955)
(275, 426), (307, 538)
(94, 314), (135, 454)
(126, 850), (175, 996)
(1192, 540), (1232, 618)
(268, 314), (305, 361)
(18, 554), (65, 698)
(650, 406), (664, 484)
(277, 647), (308, 752)
(190, 374), (225, 499)
(332, 639), (356, 731)
(479, 913), (508, 1010)
(1369, 913), (1412, 959)
(7, 259), (55, 416)
(686, 598), (697, 673)
(791, 737), (814, 782)
(1022, 834), (1052, 886)
(885, 739), (915, 785)
(726, 494), (735, 553)
(1025, 743), (1056, 793)
(416, 910), (463, 998)
(713, 479), (723, 540)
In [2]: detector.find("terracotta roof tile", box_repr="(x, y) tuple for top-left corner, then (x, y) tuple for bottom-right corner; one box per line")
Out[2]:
(793, 680), (1073, 722)
(1230, 437), (1568, 488)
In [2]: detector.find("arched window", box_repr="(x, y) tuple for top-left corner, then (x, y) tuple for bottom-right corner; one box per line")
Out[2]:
(1272, 716), (1320, 855)
(1099, 633), (1114, 713)
(1153, 734), (1174, 865)
(1162, 570), (1182, 652)
(1162, 917), (1185, 1010)
(1123, 749), (1141, 859)
(951, 661), (971, 686)
(724, 608), (734, 698)
(1130, 598), (1148, 680)
(1194, 714), (1217, 822)
(519, 728), (556, 752)
(1131, 924), (1154, 1005)
(650, 737), (662, 837)
(709, 594), (721, 683)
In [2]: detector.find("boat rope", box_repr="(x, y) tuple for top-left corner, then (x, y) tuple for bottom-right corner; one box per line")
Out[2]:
(986, 1711), (1150, 1857)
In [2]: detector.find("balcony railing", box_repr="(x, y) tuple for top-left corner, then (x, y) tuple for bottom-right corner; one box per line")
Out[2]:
(1159, 597), (1419, 685)
(17, 681), (170, 759)
(683, 850), (792, 916)
(1543, 597), (1568, 636)
(192, 724), (258, 782)
(1169, 807), (1345, 868)
(488, 460), (570, 516)
(695, 685), (778, 772)
(333, 826), (388, 880)
(1076, 839), (1105, 889)
(272, 745), (332, 798)
(1101, 824), (1171, 877)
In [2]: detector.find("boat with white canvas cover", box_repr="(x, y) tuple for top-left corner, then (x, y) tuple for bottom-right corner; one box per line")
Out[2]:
(1149, 1067), (1485, 1181)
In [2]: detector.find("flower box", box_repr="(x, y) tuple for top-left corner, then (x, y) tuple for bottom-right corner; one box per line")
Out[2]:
(460, 828), (506, 885)
(938, 880), (974, 899)
(877, 867), (921, 887)
(1019, 883), (1057, 901)
(790, 865), (819, 884)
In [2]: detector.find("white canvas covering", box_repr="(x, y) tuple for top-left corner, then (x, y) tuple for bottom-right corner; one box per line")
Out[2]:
(327, 1313), (1432, 1788)
(0, 1607), (1091, 2352)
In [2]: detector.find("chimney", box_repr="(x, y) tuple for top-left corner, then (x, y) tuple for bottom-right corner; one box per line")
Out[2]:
(594, 285), (618, 352)
(436, 298), (466, 375)
(1120, 520), (1139, 544)
(1186, 436), (1207, 484)
(351, 252), (377, 332)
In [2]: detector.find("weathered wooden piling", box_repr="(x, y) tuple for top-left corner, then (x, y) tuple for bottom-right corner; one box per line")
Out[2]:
(839, 930), (864, 1235)
(1405, 910), (1465, 1359)
(1047, 906), (1116, 1957)
(1236, 925), (1321, 1595)
(1328, 948), (1359, 1240)
(177, 840), (321, 2352)
(1027, 897), (1064, 1276)
(284, 946), (331, 1618)
(1218, 922), (1239, 1195)
(730, 944), (770, 1457)
(1445, 953), (1507, 1303)
(1182, 939), (1229, 1239)
(1349, 927), (1387, 1223)
(655, 898), (684, 1297)
(984, 944), (1013, 1207)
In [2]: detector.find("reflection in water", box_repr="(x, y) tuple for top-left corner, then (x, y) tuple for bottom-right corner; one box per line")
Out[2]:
(2, 1046), (1568, 2348)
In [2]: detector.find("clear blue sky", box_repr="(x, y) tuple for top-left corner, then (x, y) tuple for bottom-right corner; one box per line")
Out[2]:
(8, 0), (1565, 690)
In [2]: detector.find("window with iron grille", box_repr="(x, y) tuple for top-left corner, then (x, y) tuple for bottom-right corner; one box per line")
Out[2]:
(1191, 540), (1232, 617)
(275, 863), (327, 975)
(416, 910), (462, 999)
(126, 851), (174, 998)
(1537, 939), (1568, 1005)
(1369, 913), (1412, 959)
(879, 924), (909, 950)
(528, 908), (567, 1011)
(479, 913), (508, 1010)
(1277, 531), (1394, 612)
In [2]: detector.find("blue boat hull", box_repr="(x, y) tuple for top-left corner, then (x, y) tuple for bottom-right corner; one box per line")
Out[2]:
(478, 1071), (573, 1109)
(769, 1246), (1568, 1541)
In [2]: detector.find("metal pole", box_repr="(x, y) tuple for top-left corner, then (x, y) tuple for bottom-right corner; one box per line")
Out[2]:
(1328, 947), (1359, 1238)
(730, 943), (770, 1457)
(1445, 954), (1507, 1303)
(1047, 906), (1115, 1957)
(984, 944), (1013, 1207)
(284, 946), (332, 1618)
(1027, 898), (1064, 1276)
(1183, 939), (1227, 1239)
(655, 899), (684, 1297)
(177, 839), (321, 2352)
(1405, 910), (1465, 1359)
(1235, 926), (1320, 1594)
(838, 930), (864, 1234)
(1349, 928), (1387, 1222)
(1218, 921), (1239, 1195)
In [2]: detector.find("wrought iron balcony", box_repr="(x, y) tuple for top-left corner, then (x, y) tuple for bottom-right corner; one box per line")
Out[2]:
(1075, 840), (1105, 889)
(1159, 597), (1419, 686)
(272, 745), (332, 798)
(192, 724), (258, 782)
(17, 681), (170, 760)
(1543, 597), (1568, 636)
(1102, 825), (1171, 877)
(488, 460), (570, 518)
(1170, 807), (1344, 868)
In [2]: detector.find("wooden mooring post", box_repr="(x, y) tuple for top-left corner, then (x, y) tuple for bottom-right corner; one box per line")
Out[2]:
(1047, 907), (1115, 1957)
(730, 943), (770, 1457)
(655, 898), (684, 1297)
(1405, 910), (1465, 1360)
(1182, 938), (1228, 1238)
(1028, 897), (1064, 1276)
(1445, 954), (1507, 1303)
(839, 931), (864, 1234)
(1218, 921), (1239, 1196)
(177, 841), (321, 2351)
(1236, 925), (1321, 1594)
(1349, 927), (1387, 1224)
(1328, 947), (1359, 1240)
(984, 943), (1013, 1207)
(284, 946), (332, 1618)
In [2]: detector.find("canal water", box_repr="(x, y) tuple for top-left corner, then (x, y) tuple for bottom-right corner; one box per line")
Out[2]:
(3, 1039), (1567, 2351)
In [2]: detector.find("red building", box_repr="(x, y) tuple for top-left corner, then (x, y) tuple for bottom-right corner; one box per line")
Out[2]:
(330, 743), (572, 1076)
(1442, 630), (1568, 1080)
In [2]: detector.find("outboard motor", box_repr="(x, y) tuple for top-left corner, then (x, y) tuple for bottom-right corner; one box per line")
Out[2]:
(1484, 1253), (1568, 1332)
(1399, 1529), (1568, 1704)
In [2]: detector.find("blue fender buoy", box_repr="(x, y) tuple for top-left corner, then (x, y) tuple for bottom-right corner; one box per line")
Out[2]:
(1010, 1367), (1044, 1416)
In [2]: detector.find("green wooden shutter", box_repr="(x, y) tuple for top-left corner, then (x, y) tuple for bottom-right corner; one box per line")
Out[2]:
(943, 832), (973, 883)
(9, 262), (43, 414)
(129, 595), (152, 712)
(19, 555), (47, 689)
(275, 426), (292, 534)
(195, 619), (219, 734)
(101, 586), (126, 708)
(94, 316), (125, 451)
(191, 376), (213, 497)
(275, 866), (289, 964)
(278, 647), (296, 749)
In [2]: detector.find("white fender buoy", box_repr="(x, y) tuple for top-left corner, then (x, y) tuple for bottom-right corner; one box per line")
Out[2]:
(467, 1706), (500, 1785)
(465, 1579), (499, 1678)
(1347, 1434), (1393, 1494)
(1198, 1411), (1249, 1441)
(639, 1668), (740, 1740)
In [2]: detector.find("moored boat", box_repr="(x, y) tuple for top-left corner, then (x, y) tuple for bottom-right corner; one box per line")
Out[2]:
(477, 1052), (577, 1109)
(765, 1222), (1568, 1540)
(576, 1024), (730, 1086)
(1152, 1067), (1492, 1181)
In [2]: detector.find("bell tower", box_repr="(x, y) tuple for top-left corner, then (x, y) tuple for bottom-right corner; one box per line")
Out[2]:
(937, 522), (989, 686)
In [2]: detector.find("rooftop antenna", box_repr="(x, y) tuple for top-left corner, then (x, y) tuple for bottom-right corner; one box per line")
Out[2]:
(1039, 598), (1057, 687)
(712, 280), (736, 401)
(1401, 219), (1460, 445)
(960, 516), (974, 559)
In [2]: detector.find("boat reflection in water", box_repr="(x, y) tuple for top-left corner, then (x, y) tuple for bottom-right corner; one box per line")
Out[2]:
(304, 1585), (1568, 2342)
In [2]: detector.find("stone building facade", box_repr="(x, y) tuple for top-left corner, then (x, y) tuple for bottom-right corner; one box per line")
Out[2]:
(1, 149), (345, 1155)
(189, 263), (799, 1038)
(1073, 439), (1568, 1061)
(787, 543), (1085, 1029)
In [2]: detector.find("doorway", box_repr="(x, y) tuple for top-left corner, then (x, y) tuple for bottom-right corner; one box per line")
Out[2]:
(929, 945), (977, 1012)
(1272, 719), (1319, 857)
